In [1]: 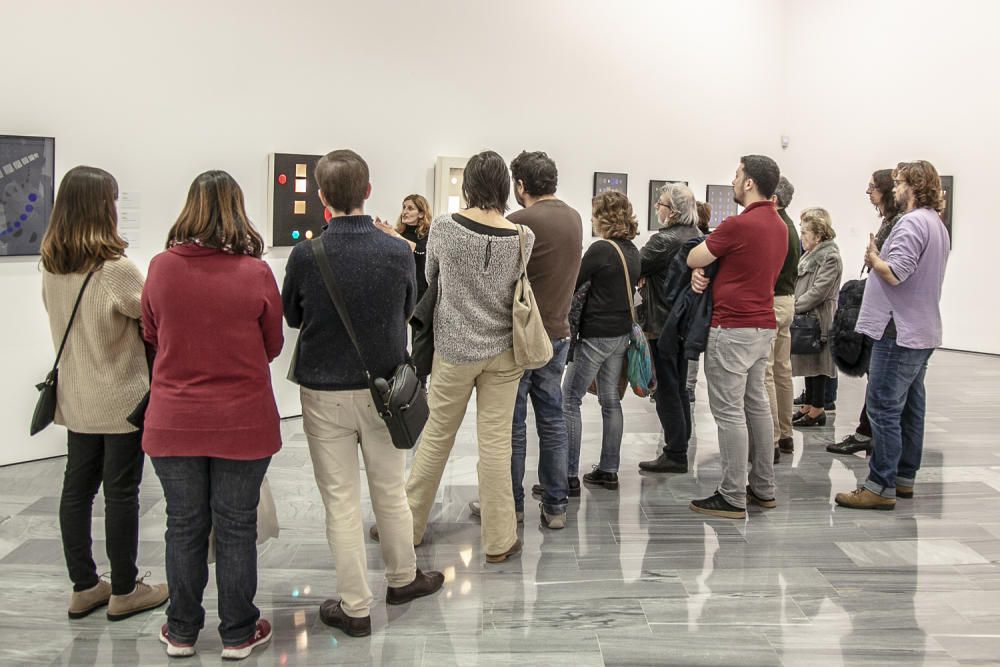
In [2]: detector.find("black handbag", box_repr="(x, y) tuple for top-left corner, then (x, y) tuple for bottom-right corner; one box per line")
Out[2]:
(31, 272), (94, 436)
(310, 239), (429, 450)
(790, 312), (823, 355)
(409, 278), (437, 380)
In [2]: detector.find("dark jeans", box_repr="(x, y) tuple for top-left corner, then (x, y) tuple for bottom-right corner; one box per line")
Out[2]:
(650, 338), (692, 463)
(826, 376), (838, 403)
(857, 399), (873, 437)
(512, 337), (570, 515)
(60, 431), (145, 595)
(863, 337), (933, 498)
(152, 456), (270, 645)
(804, 376), (829, 409)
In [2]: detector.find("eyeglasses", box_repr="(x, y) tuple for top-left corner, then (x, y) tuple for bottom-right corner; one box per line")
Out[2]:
(654, 201), (670, 209)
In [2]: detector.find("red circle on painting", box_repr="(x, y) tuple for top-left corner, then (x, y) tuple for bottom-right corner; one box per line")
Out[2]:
(277, 174), (287, 185)
(324, 208), (333, 222)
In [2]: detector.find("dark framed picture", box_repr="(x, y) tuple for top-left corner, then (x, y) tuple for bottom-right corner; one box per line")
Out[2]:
(648, 180), (689, 231)
(940, 175), (953, 245)
(705, 184), (740, 229)
(0, 135), (55, 257)
(267, 152), (325, 247)
(593, 172), (627, 196)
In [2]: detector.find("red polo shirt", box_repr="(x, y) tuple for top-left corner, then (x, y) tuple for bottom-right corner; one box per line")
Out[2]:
(705, 200), (788, 329)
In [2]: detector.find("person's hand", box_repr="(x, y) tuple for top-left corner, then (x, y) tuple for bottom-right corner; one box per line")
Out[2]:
(374, 218), (417, 251)
(864, 233), (878, 268)
(691, 267), (710, 294)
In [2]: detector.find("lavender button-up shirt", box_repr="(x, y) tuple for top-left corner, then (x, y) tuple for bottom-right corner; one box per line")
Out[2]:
(855, 207), (949, 349)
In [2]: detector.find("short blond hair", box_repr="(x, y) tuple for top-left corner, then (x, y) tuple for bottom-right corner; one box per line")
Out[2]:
(800, 207), (836, 241)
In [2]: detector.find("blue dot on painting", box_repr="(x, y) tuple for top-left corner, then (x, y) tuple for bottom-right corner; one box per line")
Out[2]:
(28, 193), (38, 202)
(25, 204), (34, 212)
(291, 230), (301, 240)
(15, 221), (21, 229)
(20, 214), (28, 221)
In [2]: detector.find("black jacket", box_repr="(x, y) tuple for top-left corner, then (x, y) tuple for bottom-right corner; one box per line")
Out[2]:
(829, 276), (871, 376)
(637, 225), (701, 335)
(657, 237), (717, 360)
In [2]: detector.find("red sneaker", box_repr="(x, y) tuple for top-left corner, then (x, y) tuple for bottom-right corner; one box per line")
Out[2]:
(221, 619), (272, 660)
(158, 623), (196, 658)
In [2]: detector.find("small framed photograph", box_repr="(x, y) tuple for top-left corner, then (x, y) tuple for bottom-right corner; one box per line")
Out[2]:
(940, 175), (953, 246)
(648, 180), (689, 231)
(705, 184), (740, 229)
(593, 172), (627, 196)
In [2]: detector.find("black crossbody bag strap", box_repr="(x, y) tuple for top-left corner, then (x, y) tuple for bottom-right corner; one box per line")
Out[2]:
(52, 272), (95, 373)
(309, 239), (390, 416)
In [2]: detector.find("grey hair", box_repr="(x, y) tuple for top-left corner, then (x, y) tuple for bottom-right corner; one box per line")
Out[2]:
(658, 182), (698, 227)
(774, 176), (795, 209)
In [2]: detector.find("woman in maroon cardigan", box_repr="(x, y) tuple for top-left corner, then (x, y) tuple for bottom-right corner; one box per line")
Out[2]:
(142, 170), (283, 660)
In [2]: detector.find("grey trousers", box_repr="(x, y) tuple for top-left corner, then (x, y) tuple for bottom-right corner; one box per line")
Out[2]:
(704, 327), (777, 508)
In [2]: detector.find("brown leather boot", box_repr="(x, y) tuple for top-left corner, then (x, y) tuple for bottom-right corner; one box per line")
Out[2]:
(896, 484), (914, 499)
(835, 488), (896, 511)
(485, 539), (522, 564)
(386, 569), (445, 605)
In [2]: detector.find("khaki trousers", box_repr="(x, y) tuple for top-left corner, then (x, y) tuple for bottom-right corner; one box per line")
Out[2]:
(406, 349), (522, 556)
(301, 387), (416, 617)
(766, 295), (795, 444)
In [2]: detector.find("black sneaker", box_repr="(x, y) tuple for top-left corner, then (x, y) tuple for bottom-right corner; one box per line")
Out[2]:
(793, 390), (806, 406)
(689, 492), (746, 519)
(582, 467), (619, 490)
(746, 485), (777, 509)
(531, 480), (581, 498)
(826, 433), (872, 455)
(638, 453), (688, 473)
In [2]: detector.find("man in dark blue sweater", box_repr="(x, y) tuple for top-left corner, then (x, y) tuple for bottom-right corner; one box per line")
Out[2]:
(281, 149), (443, 638)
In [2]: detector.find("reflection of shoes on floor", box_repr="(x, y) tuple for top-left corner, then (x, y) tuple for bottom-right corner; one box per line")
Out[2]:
(793, 412), (827, 427)
(221, 619), (272, 660)
(485, 539), (522, 564)
(539, 504), (566, 529)
(582, 467), (619, 490)
(107, 579), (169, 621)
(773, 447), (780, 464)
(386, 569), (445, 605)
(468, 500), (523, 523)
(835, 487), (895, 510)
(778, 437), (794, 453)
(690, 492), (746, 519)
(746, 485), (777, 509)
(68, 579), (111, 619)
(159, 623), (197, 657)
(896, 484), (914, 499)
(319, 600), (371, 637)
(638, 453), (688, 473)
(826, 433), (872, 455)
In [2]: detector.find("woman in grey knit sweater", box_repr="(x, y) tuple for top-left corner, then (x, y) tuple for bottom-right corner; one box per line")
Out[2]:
(403, 151), (533, 563)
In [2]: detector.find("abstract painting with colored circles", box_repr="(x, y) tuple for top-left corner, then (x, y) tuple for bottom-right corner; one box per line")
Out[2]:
(267, 152), (326, 247)
(0, 135), (54, 256)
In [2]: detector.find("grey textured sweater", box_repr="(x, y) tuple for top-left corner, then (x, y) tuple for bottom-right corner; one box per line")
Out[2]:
(427, 214), (535, 364)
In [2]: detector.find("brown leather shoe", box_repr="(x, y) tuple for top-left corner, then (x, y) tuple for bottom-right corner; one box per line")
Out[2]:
(485, 539), (522, 564)
(835, 488), (896, 511)
(778, 437), (794, 453)
(319, 600), (371, 637)
(386, 569), (445, 605)
(896, 484), (914, 499)
(107, 579), (169, 621)
(68, 580), (111, 619)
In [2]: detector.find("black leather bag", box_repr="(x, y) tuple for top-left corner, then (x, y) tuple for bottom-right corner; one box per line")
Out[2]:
(310, 239), (428, 449)
(790, 312), (823, 355)
(409, 278), (437, 380)
(31, 272), (94, 436)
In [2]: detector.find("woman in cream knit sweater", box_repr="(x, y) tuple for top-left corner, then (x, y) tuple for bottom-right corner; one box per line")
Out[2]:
(40, 166), (167, 622)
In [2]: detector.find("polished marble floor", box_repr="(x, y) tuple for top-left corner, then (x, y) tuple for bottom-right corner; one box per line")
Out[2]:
(1, 350), (999, 665)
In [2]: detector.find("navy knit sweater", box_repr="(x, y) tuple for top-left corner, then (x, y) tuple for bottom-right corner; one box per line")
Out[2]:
(281, 215), (416, 390)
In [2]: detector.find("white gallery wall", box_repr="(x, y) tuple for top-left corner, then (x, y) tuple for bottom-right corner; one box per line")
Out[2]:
(1, 0), (785, 465)
(781, 0), (1000, 354)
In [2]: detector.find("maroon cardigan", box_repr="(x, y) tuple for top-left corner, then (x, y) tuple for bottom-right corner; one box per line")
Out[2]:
(141, 244), (284, 460)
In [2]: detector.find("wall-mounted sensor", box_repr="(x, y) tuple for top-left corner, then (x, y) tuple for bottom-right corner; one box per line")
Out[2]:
(781, 135), (790, 149)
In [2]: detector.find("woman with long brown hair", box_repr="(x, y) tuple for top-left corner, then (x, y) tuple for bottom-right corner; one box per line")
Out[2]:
(393, 194), (433, 300)
(143, 170), (282, 659)
(40, 166), (168, 622)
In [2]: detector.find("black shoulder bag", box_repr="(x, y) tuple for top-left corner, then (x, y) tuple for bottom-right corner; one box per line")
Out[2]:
(309, 239), (429, 449)
(32, 272), (94, 435)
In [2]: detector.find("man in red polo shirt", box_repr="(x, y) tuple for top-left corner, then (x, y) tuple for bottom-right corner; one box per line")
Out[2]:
(686, 155), (788, 519)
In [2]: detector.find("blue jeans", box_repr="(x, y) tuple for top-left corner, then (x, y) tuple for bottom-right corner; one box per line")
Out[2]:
(511, 337), (570, 515)
(863, 337), (933, 498)
(152, 456), (271, 646)
(563, 335), (629, 476)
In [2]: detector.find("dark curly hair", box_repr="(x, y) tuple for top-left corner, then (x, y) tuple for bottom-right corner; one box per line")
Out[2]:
(893, 160), (945, 214)
(592, 191), (638, 240)
(510, 150), (557, 196)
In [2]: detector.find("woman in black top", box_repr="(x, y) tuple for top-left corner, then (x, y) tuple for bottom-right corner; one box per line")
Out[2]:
(563, 191), (641, 491)
(395, 194), (433, 300)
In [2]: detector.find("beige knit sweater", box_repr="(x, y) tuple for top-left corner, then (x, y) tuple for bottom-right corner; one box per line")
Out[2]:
(42, 258), (149, 434)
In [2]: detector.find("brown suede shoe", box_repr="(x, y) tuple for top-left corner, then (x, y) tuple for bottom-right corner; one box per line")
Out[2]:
(835, 488), (896, 511)
(896, 484), (914, 499)
(319, 600), (371, 637)
(68, 580), (112, 619)
(485, 539), (522, 564)
(386, 569), (445, 605)
(107, 580), (169, 621)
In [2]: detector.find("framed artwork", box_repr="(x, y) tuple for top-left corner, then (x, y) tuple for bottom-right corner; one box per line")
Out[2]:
(267, 152), (326, 247)
(940, 175), (953, 245)
(593, 172), (627, 196)
(0, 135), (55, 257)
(648, 179), (689, 231)
(705, 184), (740, 229)
(434, 156), (468, 216)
